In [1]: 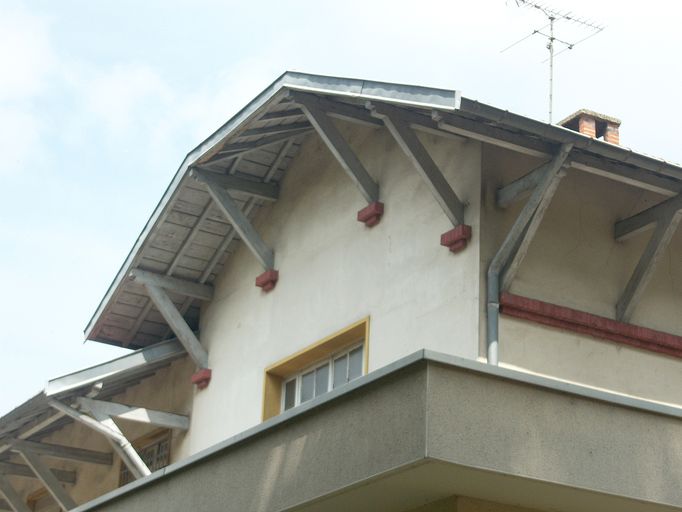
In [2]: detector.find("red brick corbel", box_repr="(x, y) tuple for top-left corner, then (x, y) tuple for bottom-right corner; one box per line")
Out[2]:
(191, 368), (212, 389)
(440, 224), (472, 253)
(357, 201), (384, 227)
(255, 269), (279, 292)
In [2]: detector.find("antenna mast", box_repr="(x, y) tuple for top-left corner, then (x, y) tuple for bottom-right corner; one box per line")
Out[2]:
(547, 13), (554, 122)
(504, 1), (604, 122)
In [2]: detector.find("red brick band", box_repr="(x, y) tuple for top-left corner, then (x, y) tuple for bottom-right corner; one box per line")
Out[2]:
(500, 292), (682, 358)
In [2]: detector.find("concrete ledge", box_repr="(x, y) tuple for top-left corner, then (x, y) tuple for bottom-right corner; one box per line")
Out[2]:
(73, 350), (682, 512)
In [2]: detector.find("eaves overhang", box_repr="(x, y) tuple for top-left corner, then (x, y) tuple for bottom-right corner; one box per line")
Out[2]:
(71, 350), (682, 512)
(84, 71), (682, 350)
(83, 71), (461, 349)
(0, 339), (187, 449)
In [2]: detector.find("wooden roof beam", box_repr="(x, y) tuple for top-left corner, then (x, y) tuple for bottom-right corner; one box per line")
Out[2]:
(615, 193), (682, 241)
(9, 440), (112, 466)
(368, 101), (466, 226)
(189, 169), (280, 202)
(48, 400), (151, 481)
(291, 91), (380, 204)
(194, 172), (275, 271)
(128, 269), (213, 302)
(289, 93), (382, 128)
(258, 108), (304, 121)
(616, 210), (682, 322)
(0, 461), (75, 485)
(237, 122), (311, 139)
(76, 397), (189, 431)
(15, 448), (76, 510)
(500, 144), (574, 291)
(142, 284), (209, 369)
(204, 128), (311, 166)
(0, 477), (30, 512)
(496, 160), (558, 208)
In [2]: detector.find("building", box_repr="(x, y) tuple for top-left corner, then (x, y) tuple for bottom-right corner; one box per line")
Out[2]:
(0, 72), (680, 512)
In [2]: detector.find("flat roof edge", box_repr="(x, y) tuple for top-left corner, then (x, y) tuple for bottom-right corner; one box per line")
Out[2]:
(72, 349), (682, 512)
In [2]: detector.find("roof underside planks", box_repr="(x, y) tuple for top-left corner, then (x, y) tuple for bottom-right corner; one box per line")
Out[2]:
(83, 71), (682, 350)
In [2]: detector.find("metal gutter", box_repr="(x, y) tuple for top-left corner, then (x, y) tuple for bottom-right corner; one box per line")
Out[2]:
(459, 98), (682, 181)
(72, 348), (682, 512)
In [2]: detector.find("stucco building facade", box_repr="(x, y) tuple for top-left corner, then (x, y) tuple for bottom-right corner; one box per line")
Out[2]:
(1, 73), (680, 511)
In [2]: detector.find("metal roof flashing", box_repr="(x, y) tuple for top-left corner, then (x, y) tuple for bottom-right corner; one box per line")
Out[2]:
(280, 72), (461, 110)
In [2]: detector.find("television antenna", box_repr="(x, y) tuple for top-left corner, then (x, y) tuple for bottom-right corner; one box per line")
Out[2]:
(502, 1), (604, 122)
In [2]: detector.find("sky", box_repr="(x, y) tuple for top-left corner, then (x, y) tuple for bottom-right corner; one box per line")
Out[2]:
(1, 0), (681, 413)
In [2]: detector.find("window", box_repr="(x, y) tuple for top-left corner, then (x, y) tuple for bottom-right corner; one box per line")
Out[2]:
(282, 344), (364, 411)
(263, 317), (369, 420)
(119, 429), (171, 486)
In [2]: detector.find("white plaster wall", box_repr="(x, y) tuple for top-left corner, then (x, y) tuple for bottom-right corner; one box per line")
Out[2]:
(190, 121), (482, 453)
(481, 145), (682, 405)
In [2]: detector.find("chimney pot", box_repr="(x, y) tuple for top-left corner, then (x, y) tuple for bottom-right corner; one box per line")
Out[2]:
(604, 122), (620, 145)
(558, 109), (621, 145)
(578, 116), (597, 138)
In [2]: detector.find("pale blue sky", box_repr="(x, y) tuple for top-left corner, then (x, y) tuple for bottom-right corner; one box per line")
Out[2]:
(1, 0), (681, 412)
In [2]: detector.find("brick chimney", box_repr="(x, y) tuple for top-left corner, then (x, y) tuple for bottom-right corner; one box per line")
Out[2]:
(558, 109), (621, 145)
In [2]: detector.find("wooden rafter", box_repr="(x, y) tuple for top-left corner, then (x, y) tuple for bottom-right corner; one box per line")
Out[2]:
(193, 172), (275, 270)
(142, 284), (209, 369)
(76, 398), (189, 431)
(0, 477), (30, 512)
(47, 400), (151, 481)
(189, 169), (280, 202)
(129, 269), (214, 302)
(9, 440), (112, 466)
(616, 210), (682, 322)
(369, 101), (465, 225)
(15, 448), (76, 510)
(500, 143), (573, 290)
(204, 129), (311, 166)
(291, 91), (380, 204)
(0, 462), (74, 484)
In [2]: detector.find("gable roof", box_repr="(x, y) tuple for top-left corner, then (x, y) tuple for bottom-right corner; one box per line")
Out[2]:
(84, 71), (682, 349)
(83, 72), (461, 348)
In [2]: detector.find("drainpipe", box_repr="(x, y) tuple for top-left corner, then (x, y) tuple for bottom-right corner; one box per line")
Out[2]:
(47, 399), (151, 479)
(486, 258), (503, 366)
(486, 143), (573, 365)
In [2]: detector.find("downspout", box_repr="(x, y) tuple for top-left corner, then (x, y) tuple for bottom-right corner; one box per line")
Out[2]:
(486, 143), (573, 365)
(47, 399), (151, 479)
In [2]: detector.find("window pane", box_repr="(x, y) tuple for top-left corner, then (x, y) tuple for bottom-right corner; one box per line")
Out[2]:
(301, 371), (315, 403)
(315, 364), (329, 397)
(348, 346), (363, 381)
(284, 379), (297, 410)
(333, 355), (348, 388)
